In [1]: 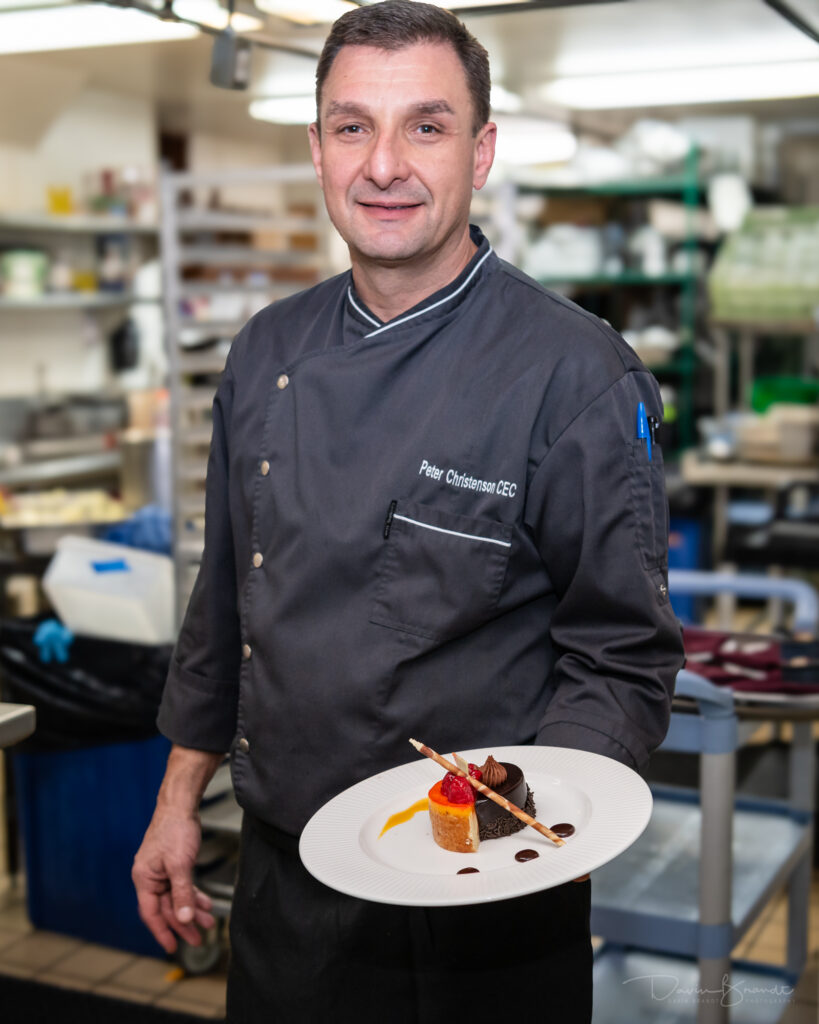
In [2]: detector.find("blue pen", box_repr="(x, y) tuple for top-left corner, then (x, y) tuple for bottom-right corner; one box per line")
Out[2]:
(637, 401), (652, 461)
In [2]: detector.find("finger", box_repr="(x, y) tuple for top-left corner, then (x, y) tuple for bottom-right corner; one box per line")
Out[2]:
(572, 873), (590, 883)
(193, 887), (213, 911)
(135, 890), (178, 954)
(168, 868), (197, 925)
(194, 906), (216, 930)
(159, 890), (203, 947)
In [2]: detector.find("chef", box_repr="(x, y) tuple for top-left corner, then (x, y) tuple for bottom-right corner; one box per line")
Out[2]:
(133, 3), (684, 1021)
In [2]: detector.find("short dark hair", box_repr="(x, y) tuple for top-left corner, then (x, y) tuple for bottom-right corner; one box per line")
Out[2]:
(315, 0), (491, 136)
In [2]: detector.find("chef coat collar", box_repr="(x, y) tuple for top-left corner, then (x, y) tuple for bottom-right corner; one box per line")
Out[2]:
(345, 224), (494, 340)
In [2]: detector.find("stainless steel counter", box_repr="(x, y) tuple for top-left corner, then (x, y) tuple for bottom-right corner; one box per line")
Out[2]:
(0, 702), (35, 748)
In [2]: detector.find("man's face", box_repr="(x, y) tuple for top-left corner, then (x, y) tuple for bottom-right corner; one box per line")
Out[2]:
(308, 41), (495, 268)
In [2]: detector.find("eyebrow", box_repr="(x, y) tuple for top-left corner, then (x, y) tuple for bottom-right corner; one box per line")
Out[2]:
(324, 99), (456, 120)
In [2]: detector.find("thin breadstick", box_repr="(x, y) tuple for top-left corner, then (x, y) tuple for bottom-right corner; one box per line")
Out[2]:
(409, 738), (565, 847)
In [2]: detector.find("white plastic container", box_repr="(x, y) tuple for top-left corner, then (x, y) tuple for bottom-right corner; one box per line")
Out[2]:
(43, 536), (175, 645)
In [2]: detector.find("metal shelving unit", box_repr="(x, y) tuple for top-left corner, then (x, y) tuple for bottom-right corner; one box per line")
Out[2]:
(510, 148), (703, 450)
(0, 292), (144, 310)
(591, 572), (818, 1024)
(159, 163), (330, 625)
(0, 213), (157, 235)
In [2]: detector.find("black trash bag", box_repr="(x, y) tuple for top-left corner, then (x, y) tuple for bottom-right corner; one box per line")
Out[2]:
(0, 618), (172, 751)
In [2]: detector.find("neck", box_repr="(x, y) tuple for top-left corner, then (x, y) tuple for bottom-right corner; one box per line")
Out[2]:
(350, 229), (477, 324)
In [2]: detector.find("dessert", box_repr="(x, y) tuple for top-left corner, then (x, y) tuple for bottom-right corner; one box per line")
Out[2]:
(428, 754), (537, 853)
(428, 771), (480, 853)
(474, 755), (537, 840)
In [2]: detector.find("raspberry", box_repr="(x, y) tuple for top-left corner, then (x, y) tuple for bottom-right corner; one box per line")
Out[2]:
(468, 763), (482, 780)
(446, 776), (475, 804)
(440, 772), (459, 799)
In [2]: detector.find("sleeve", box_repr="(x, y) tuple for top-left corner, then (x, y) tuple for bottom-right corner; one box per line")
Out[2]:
(524, 369), (684, 771)
(157, 360), (241, 753)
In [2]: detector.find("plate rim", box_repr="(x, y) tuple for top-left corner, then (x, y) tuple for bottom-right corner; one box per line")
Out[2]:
(299, 745), (652, 907)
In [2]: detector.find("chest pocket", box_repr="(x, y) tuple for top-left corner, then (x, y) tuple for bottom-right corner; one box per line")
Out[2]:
(626, 443), (669, 570)
(370, 498), (513, 642)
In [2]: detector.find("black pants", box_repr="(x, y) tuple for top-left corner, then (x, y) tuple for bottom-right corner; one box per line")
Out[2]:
(227, 813), (593, 1024)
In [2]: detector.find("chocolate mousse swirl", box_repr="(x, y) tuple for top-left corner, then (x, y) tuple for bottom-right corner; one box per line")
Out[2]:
(480, 755), (507, 789)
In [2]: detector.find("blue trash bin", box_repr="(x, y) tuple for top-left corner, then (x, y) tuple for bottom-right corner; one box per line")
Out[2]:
(13, 734), (171, 956)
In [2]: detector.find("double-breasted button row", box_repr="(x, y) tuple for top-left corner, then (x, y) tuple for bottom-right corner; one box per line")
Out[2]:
(245, 375), (285, 673)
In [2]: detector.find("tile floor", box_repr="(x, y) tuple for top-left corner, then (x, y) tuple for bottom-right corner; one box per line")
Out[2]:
(0, 872), (817, 1020)
(0, 883), (227, 1019)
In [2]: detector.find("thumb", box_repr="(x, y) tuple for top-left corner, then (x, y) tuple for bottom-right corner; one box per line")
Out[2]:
(169, 870), (196, 923)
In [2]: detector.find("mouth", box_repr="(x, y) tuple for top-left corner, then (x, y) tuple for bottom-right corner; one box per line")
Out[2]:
(358, 202), (422, 210)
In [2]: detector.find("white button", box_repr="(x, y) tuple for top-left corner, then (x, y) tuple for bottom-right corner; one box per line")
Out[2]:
(276, 374), (289, 390)
(260, 460), (270, 476)
(242, 643), (251, 660)
(252, 552), (263, 568)
(238, 737), (250, 753)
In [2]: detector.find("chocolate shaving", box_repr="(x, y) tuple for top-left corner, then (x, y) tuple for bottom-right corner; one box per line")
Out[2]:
(479, 787), (536, 841)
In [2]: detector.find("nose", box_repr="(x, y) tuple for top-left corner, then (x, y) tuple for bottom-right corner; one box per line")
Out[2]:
(364, 128), (409, 190)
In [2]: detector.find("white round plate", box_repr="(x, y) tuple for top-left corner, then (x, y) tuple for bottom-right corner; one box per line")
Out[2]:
(299, 745), (652, 907)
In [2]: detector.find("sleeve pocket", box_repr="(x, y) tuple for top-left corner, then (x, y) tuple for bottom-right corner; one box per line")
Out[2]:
(370, 499), (513, 642)
(626, 443), (669, 570)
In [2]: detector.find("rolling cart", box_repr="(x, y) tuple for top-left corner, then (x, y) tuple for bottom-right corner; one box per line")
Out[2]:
(591, 570), (819, 1024)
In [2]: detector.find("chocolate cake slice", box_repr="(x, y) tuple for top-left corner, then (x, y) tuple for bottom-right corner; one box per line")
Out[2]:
(475, 759), (536, 840)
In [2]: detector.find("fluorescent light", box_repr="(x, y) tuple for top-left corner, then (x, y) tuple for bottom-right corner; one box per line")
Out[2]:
(493, 116), (577, 167)
(0, 3), (199, 53)
(173, 0), (262, 31)
(250, 95), (317, 124)
(542, 61), (819, 110)
(401, 0), (525, 7)
(0, 0), (70, 7)
(490, 85), (523, 114)
(253, 0), (355, 24)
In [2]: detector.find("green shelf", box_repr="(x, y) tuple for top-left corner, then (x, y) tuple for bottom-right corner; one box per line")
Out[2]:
(539, 271), (693, 287)
(522, 177), (701, 197)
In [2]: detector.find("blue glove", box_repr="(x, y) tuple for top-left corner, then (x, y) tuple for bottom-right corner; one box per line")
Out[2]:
(103, 504), (172, 555)
(33, 619), (75, 664)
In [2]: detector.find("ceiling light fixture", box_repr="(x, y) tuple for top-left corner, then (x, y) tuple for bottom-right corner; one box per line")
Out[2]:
(358, 0), (533, 8)
(490, 84), (523, 114)
(0, 0), (70, 7)
(493, 116), (577, 166)
(252, 0), (355, 25)
(541, 60), (819, 110)
(0, 3), (198, 54)
(174, 0), (263, 32)
(249, 95), (317, 124)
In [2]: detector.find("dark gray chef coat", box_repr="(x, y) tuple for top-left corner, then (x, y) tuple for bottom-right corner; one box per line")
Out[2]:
(158, 227), (684, 835)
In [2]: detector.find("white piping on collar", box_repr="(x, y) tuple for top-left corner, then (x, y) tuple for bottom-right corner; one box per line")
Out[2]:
(346, 286), (381, 328)
(347, 245), (494, 340)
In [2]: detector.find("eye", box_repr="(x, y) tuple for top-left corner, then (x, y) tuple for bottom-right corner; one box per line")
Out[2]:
(416, 124), (439, 135)
(338, 124), (364, 135)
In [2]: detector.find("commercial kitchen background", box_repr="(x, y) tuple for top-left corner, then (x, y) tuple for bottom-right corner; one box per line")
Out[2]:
(0, 0), (818, 1021)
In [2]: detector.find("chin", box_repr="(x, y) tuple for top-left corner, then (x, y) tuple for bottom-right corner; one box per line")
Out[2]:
(351, 234), (427, 264)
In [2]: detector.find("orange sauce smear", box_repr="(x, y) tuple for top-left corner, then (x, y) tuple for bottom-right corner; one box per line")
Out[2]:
(378, 798), (429, 838)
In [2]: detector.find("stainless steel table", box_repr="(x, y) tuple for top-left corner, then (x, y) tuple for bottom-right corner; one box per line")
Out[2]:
(0, 702), (35, 749)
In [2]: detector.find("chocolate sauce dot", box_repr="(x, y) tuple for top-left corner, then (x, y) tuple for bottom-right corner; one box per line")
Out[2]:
(457, 867), (480, 874)
(550, 822), (575, 838)
(514, 849), (539, 863)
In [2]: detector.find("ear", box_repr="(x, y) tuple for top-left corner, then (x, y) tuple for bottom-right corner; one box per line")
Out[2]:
(472, 121), (496, 191)
(308, 122), (323, 189)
